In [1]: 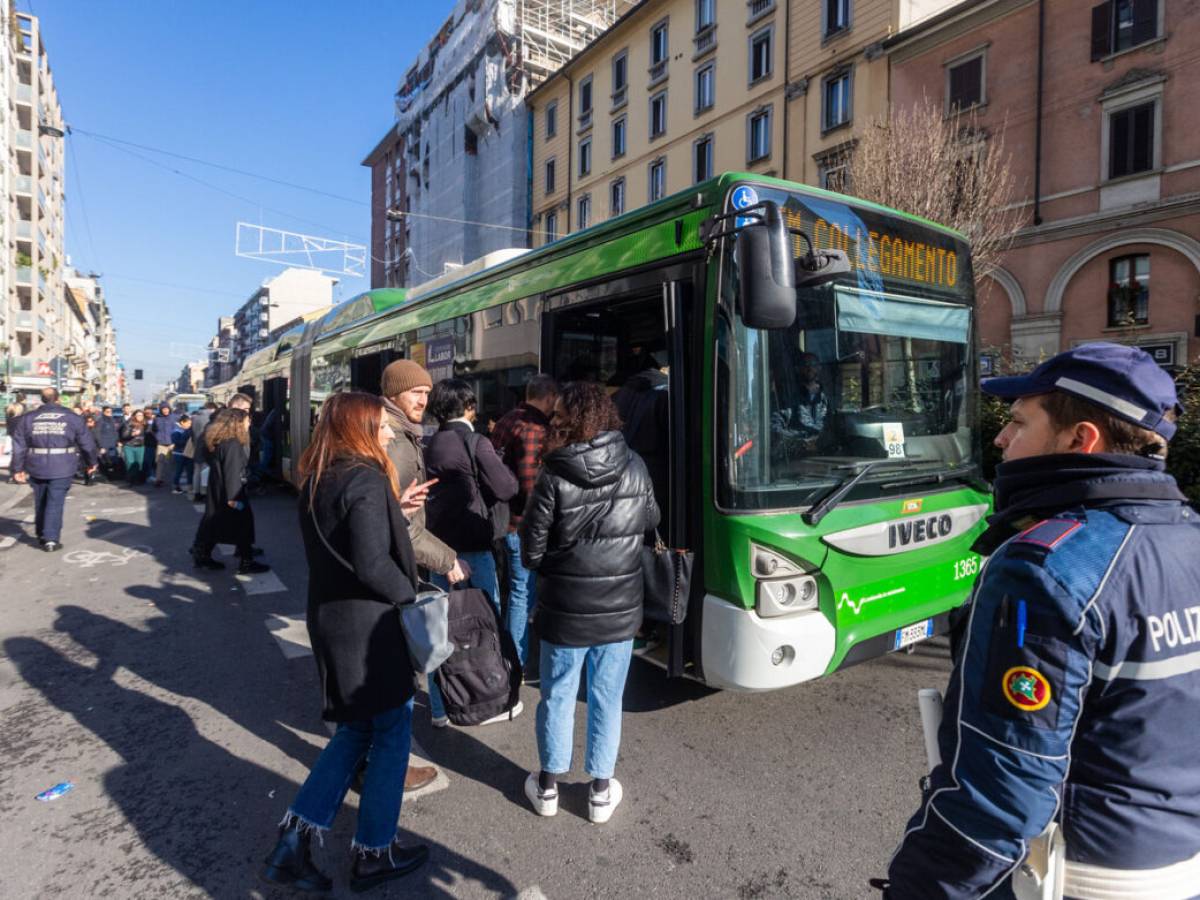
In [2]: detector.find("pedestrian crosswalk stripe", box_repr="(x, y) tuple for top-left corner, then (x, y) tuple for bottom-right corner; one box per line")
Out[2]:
(265, 613), (310, 658)
(236, 569), (287, 595)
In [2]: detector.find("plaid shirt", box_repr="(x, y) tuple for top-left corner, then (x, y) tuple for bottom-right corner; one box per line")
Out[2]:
(489, 402), (551, 528)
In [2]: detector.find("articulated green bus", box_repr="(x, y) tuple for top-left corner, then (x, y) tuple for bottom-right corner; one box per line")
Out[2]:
(217, 173), (988, 691)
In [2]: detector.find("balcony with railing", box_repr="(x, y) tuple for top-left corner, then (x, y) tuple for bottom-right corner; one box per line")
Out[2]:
(694, 25), (717, 56)
(15, 131), (32, 150)
(14, 174), (32, 195)
(747, 0), (775, 21)
(15, 311), (34, 330)
(15, 266), (32, 285)
(16, 220), (32, 240)
(648, 60), (668, 85)
(15, 83), (32, 105)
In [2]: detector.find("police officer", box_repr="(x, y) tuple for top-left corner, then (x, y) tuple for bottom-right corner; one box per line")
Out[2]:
(883, 343), (1200, 899)
(11, 388), (99, 551)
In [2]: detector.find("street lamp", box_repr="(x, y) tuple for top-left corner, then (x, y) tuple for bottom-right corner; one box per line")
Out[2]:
(38, 123), (65, 138)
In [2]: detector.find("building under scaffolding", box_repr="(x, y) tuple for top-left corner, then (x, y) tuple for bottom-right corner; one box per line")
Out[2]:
(364, 0), (632, 288)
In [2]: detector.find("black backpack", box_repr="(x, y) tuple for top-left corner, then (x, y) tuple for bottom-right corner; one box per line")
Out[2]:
(433, 587), (522, 725)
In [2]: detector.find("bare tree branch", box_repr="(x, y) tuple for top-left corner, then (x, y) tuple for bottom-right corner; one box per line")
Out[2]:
(840, 97), (1023, 284)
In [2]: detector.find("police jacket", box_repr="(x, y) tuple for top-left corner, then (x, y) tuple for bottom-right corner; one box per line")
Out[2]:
(887, 453), (1200, 898)
(11, 402), (98, 479)
(520, 430), (659, 647)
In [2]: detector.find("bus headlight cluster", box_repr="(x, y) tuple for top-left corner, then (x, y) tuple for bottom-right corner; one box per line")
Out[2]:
(757, 575), (819, 617)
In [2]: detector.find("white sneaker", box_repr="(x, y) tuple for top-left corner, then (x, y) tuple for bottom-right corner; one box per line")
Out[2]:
(588, 778), (623, 824)
(524, 772), (558, 817)
(431, 715), (450, 729)
(479, 700), (523, 726)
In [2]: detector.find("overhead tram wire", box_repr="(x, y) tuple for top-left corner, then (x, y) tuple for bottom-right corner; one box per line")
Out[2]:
(66, 133), (101, 271)
(72, 125), (554, 246)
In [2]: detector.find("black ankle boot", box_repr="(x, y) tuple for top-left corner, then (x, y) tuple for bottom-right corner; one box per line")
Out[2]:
(261, 822), (332, 893)
(350, 841), (429, 893)
(190, 548), (224, 570)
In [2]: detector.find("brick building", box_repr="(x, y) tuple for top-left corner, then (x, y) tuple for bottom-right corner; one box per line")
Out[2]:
(888, 0), (1200, 371)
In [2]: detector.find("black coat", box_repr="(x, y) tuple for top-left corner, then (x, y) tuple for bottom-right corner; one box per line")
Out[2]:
(299, 459), (419, 722)
(202, 438), (254, 548)
(520, 430), (660, 647)
(425, 421), (518, 553)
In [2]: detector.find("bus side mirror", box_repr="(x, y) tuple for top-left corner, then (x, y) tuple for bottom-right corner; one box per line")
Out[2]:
(737, 201), (796, 329)
(795, 249), (852, 288)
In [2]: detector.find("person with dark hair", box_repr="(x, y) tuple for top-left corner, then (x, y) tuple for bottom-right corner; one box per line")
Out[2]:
(519, 382), (659, 824)
(612, 349), (670, 530)
(95, 406), (121, 480)
(10, 387), (98, 551)
(170, 414), (194, 494)
(885, 343), (1200, 898)
(120, 409), (149, 485)
(189, 408), (269, 573)
(80, 414), (99, 485)
(261, 391), (429, 893)
(151, 402), (179, 487)
(424, 378), (520, 727)
(489, 374), (559, 666)
(190, 401), (218, 503)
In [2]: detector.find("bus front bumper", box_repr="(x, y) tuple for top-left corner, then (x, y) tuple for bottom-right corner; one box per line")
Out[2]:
(700, 594), (836, 692)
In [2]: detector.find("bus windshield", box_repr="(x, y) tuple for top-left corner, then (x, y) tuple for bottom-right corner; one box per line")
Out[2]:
(717, 188), (979, 512)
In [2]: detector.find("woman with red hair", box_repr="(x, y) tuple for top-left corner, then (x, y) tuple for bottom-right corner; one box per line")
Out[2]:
(261, 391), (430, 893)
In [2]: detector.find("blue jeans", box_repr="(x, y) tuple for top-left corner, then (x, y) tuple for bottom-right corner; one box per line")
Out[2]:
(30, 476), (72, 543)
(427, 549), (499, 721)
(288, 699), (413, 851)
(172, 454), (193, 487)
(503, 531), (537, 666)
(536, 639), (633, 780)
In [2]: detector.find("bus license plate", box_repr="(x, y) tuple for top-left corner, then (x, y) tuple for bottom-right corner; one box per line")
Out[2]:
(894, 619), (933, 650)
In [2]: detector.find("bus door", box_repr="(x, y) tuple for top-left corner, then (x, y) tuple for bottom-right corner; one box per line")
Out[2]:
(350, 344), (401, 394)
(262, 376), (288, 479)
(288, 325), (317, 478)
(542, 271), (700, 678)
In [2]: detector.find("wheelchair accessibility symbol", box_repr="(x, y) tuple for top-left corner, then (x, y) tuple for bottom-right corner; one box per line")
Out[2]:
(733, 185), (759, 228)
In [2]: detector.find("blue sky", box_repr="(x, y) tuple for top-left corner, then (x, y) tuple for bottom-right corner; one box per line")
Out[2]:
(29, 1), (455, 401)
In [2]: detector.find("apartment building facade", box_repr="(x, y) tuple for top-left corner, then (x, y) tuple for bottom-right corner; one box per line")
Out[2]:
(528, 0), (957, 245)
(362, 128), (406, 288)
(3, 11), (69, 394)
(889, 0), (1200, 369)
(228, 267), (336, 371)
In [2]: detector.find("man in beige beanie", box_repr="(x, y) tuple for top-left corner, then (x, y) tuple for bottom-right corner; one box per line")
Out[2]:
(379, 359), (465, 790)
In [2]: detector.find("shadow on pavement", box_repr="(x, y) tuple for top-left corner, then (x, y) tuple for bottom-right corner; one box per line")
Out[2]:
(4, 613), (520, 898)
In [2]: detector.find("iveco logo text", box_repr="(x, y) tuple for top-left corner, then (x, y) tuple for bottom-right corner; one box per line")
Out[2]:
(821, 504), (988, 557)
(889, 515), (954, 549)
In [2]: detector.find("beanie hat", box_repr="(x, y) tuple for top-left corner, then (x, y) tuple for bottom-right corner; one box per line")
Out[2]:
(381, 359), (432, 397)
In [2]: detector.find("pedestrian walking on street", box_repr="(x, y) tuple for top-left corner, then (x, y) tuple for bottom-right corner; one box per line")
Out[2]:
(424, 377), (520, 727)
(489, 374), (558, 668)
(151, 402), (178, 487)
(189, 408), (269, 574)
(189, 401), (217, 503)
(80, 414), (98, 486)
(9, 388), (99, 551)
(519, 382), (660, 824)
(171, 414), (194, 493)
(120, 409), (149, 484)
(884, 343), (1200, 899)
(261, 391), (430, 893)
(95, 406), (121, 480)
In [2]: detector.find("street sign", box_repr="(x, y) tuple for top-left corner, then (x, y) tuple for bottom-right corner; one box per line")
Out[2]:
(36, 361), (51, 376)
(732, 185), (759, 229)
(1139, 342), (1175, 367)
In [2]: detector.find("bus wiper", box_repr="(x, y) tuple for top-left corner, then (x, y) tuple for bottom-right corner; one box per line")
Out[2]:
(803, 461), (885, 527)
(879, 464), (990, 494)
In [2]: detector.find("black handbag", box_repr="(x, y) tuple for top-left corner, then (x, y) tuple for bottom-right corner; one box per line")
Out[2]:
(641, 530), (693, 625)
(462, 431), (511, 541)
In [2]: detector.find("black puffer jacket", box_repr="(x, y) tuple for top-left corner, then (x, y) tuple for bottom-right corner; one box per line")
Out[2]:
(520, 430), (660, 647)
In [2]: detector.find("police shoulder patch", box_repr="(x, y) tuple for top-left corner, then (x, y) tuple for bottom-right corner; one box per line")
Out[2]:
(1001, 665), (1052, 712)
(1012, 518), (1082, 552)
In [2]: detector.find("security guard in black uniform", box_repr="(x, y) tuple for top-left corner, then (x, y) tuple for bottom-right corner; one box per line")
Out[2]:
(11, 388), (98, 551)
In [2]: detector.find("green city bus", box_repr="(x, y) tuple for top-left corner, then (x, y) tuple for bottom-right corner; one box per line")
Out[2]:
(215, 172), (988, 691)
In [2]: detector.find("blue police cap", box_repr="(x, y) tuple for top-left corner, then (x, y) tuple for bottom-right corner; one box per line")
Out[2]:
(981, 342), (1182, 440)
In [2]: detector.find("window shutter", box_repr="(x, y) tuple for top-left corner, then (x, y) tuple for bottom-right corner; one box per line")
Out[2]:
(1131, 0), (1157, 45)
(1091, 1), (1113, 61)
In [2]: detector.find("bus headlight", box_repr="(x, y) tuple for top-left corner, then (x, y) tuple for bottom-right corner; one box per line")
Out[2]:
(751, 544), (808, 579)
(757, 575), (819, 617)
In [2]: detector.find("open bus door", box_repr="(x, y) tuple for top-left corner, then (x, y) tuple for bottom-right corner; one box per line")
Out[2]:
(541, 267), (701, 679)
(262, 376), (288, 479)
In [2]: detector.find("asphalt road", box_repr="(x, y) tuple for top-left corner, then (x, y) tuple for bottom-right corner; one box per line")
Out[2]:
(0, 476), (952, 899)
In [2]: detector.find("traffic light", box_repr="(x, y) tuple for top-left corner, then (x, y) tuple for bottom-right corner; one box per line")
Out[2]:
(134, 369), (144, 380)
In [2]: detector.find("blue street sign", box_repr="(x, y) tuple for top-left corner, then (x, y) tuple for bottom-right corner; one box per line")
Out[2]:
(733, 185), (759, 228)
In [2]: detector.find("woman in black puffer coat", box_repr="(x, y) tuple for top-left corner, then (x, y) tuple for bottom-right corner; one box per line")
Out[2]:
(519, 381), (659, 825)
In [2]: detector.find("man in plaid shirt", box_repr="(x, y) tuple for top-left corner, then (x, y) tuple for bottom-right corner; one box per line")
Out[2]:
(489, 374), (559, 667)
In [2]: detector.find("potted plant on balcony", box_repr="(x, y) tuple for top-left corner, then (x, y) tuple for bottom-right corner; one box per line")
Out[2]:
(15, 251), (32, 268)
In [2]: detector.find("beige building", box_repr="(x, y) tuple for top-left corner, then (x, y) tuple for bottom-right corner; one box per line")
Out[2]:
(528, 0), (957, 245)
(3, 10), (68, 393)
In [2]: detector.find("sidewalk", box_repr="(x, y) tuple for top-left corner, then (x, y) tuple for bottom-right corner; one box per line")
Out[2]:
(0, 471), (32, 515)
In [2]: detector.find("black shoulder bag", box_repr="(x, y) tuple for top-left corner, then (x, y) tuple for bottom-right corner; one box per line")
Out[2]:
(462, 431), (512, 542)
(641, 529), (693, 626)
